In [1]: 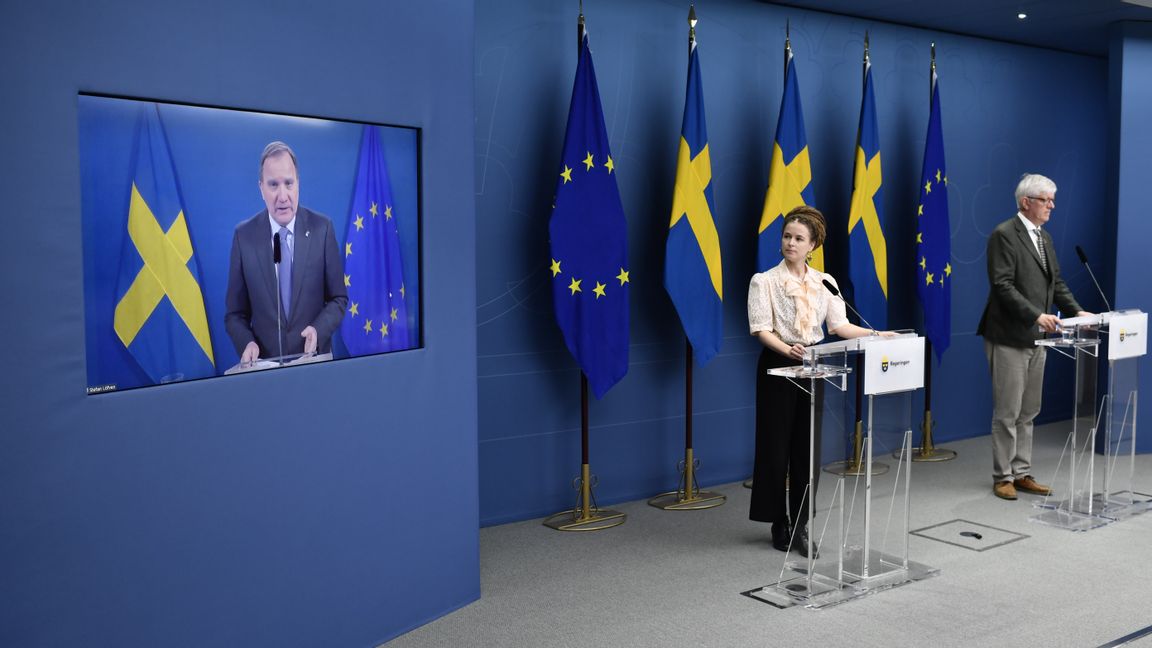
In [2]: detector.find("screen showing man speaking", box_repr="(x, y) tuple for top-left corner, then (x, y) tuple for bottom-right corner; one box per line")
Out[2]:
(79, 95), (421, 393)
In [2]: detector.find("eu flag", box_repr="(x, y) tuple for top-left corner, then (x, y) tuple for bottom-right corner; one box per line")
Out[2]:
(847, 53), (889, 329)
(112, 104), (215, 384)
(549, 32), (630, 399)
(665, 39), (722, 366)
(759, 42), (820, 272)
(916, 68), (952, 360)
(340, 125), (410, 355)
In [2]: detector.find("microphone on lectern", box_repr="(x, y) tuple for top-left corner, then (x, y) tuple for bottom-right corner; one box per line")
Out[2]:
(1074, 245), (1112, 312)
(822, 278), (878, 335)
(273, 231), (284, 364)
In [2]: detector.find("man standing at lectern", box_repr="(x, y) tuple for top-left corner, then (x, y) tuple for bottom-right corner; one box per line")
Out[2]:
(225, 141), (347, 365)
(978, 173), (1090, 500)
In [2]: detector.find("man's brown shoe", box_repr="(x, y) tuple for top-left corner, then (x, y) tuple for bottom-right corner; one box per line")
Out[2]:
(1014, 476), (1052, 495)
(993, 481), (1017, 500)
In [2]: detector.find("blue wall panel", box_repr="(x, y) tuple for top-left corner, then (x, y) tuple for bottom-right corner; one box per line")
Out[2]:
(1111, 22), (1152, 452)
(475, 0), (1110, 525)
(0, 1), (478, 646)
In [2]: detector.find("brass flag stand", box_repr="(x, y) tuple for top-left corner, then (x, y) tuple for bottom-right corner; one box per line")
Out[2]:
(544, 375), (626, 531)
(896, 339), (956, 461)
(649, 339), (726, 510)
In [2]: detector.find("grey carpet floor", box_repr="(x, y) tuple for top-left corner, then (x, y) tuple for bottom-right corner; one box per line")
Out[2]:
(384, 423), (1152, 647)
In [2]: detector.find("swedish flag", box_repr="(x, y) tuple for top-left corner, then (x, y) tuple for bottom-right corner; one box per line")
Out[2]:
(916, 64), (952, 360)
(113, 105), (215, 383)
(549, 32), (630, 398)
(847, 47), (888, 329)
(759, 40), (819, 273)
(665, 37), (722, 365)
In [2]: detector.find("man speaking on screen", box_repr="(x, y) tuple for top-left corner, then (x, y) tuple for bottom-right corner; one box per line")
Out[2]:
(225, 141), (348, 365)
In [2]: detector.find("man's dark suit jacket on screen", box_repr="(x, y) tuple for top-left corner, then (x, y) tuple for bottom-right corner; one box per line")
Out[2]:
(225, 206), (348, 359)
(977, 215), (1082, 347)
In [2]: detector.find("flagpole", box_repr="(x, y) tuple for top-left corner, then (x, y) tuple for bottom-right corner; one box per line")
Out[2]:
(544, 6), (626, 531)
(827, 34), (888, 477)
(650, 3), (724, 511)
(903, 43), (957, 463)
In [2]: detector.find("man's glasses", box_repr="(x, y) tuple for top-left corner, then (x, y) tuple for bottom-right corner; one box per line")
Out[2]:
(1027, 195), (1055, 207)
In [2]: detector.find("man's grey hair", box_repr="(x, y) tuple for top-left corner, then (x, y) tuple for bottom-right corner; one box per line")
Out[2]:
(259, 141), (298, 181)
(1014, 173), (1056, 208)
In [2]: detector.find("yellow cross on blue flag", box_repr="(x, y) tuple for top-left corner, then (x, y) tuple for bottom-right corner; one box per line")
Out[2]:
(340, 125), (411, 355)
(666, 38), (722, 365)
(112, 104), (215, 384)
(549, 32), (630, 399)
(759, 42), (820, 272)
(916, 66), (952, 360)
(847, 50), (889, 328)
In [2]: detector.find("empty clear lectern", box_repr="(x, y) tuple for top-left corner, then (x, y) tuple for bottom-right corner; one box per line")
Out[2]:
(748, 332), (939, 609)
(1031, 309), (1150, 531)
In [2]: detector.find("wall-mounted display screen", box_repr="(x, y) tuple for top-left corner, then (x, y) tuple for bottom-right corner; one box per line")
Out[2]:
(79, 95), (421, 393)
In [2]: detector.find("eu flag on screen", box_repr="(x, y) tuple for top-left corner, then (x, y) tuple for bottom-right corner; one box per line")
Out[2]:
(916, 70), (952, 360)
(759, 44), (820, 272)
(665, 40), (722, 366)
(340, 125), (410, 355)
(549, 32), (630, 399)
(112, 104), (215, 384)
(848, 55), (889, 329)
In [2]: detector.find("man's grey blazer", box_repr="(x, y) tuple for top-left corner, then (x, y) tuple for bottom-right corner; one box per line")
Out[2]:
(977, 215), (1081, 349)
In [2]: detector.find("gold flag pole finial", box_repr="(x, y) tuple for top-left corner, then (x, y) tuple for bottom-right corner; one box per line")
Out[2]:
(688, 4), (697, 50)
(577, 0), (585, 52)
(930, 42), (936, 100)
(785, 19), (792, 69)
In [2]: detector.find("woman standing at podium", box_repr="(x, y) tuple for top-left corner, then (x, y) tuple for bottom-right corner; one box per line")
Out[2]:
(747, 206), (884, 557)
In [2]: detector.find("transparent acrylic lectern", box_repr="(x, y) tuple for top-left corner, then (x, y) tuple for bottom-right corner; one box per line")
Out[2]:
(747, 332), (939, 609)
(1031, 309), (1150, 531)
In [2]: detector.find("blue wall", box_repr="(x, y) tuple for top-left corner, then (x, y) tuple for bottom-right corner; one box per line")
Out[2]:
(0, 1), (477, 647)
(475, 0), (1111, 525)
(1111, 22), (1152, 451)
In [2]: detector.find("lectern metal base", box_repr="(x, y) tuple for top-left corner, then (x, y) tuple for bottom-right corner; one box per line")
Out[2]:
(746, 547), (939, 609)
(1030, 490), (1152, 531)
(542, 508), (626, 532)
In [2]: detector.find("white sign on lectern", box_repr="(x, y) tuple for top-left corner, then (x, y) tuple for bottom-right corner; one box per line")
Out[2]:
(1108, 311), (1147, 360)
(863, 336), (925, 395)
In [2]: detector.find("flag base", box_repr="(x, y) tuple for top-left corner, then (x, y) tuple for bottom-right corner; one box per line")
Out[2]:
(823, 459), (890, 476)
(543, 508), (626, 532)
(894, 446), (958, 462)
(648, 448), (726, 510)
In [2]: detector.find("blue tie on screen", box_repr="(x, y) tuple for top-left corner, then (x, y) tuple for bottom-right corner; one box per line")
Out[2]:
(280, 226), (292, 318)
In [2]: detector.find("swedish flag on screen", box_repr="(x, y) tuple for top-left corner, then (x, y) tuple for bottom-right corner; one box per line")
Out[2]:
(847, 58), (888, 329)
(549, 32), (630, 399)
(666, 40), (722, 365)
(759, 46), (819, 272)
(112, 105), (215, 384)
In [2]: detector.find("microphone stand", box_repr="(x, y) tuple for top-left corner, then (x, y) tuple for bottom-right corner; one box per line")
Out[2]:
(273, 232), (284, 366)
(1076, 245), (1113, 313)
